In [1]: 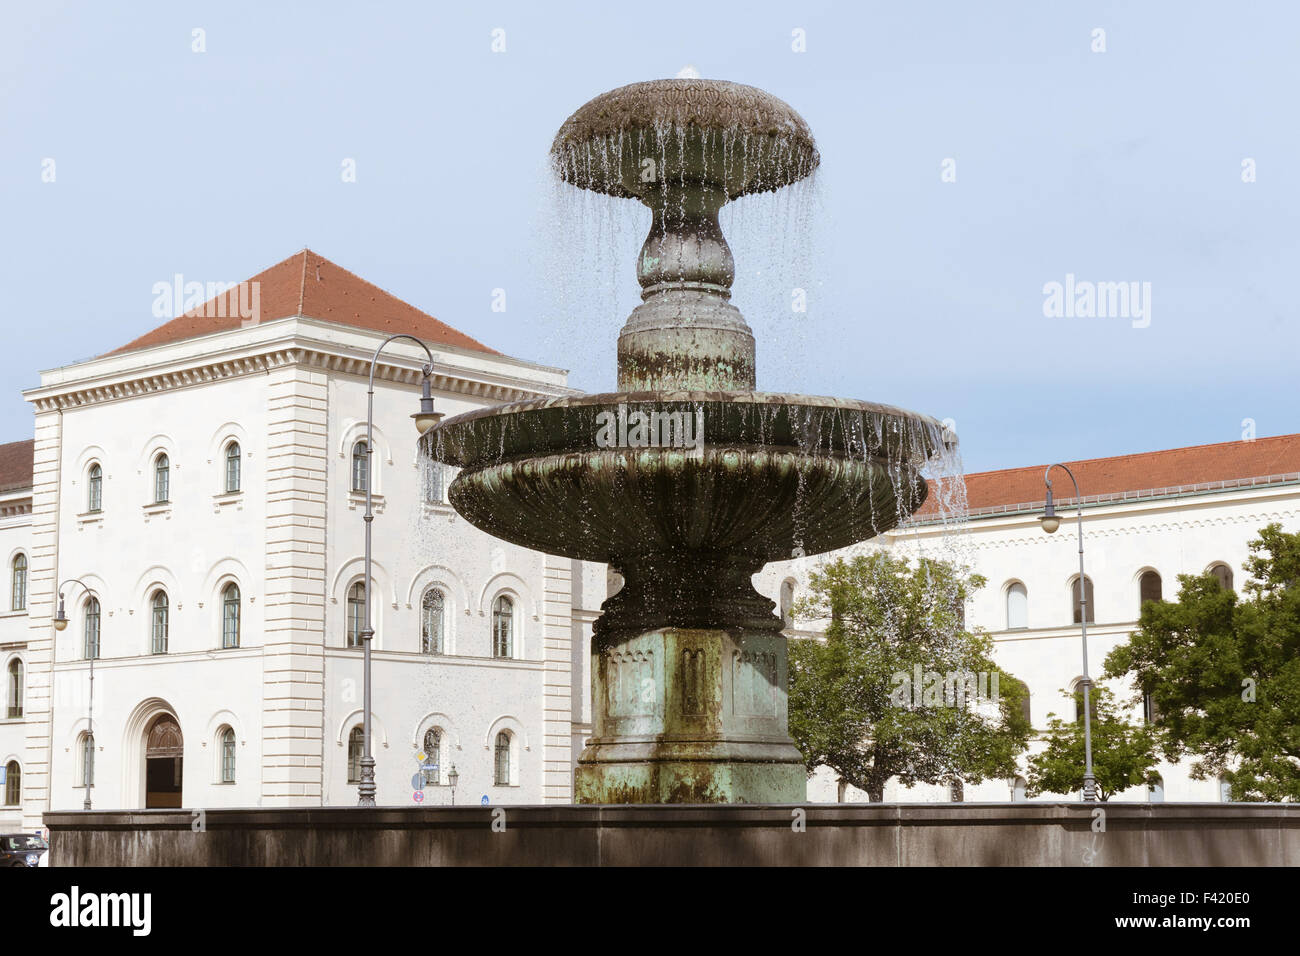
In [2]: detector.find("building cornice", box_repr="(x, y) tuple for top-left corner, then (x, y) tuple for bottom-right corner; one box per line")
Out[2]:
(23, 319), (579, 413)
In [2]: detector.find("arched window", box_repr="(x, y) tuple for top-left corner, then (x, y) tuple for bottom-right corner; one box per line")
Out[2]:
(6, 658), (21, 719)
(1209, 563), (1233, 591)
(351, 440), (369, 493)
(779, 579), (796, 628)
(11, 553), (26, 612)
(1138, 570), (1162, 609)
(1007, 676), (1032, 726)
(225, 442), (242, 493)
(346, 582), (365, 648)
(1006, 582), (1028, 629)
(220, 727), (236, 783)
(494, 731), (511, 786)
(153, 453), (170, 504)
(3, 761), (18, 806)
(1071, 678), (1097, 725)
(87, 463), (103, 513)
(347, 726), (363, 784)
(422, 727), (442, 786)
(1011, 776), (1027, 802)
(1149, 775), (1165, 803)
(1071, 575), (1095, 624)
(421, 589), (445, 655)
(492, 595), (514, 659)
(80, 732), (95, 788)
(83, 597), (101, 660)
(150, 590), (169, 654)
(221, 583), (240, 648)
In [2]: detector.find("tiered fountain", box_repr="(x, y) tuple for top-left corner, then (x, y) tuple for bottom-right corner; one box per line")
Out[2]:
(427, 78), (951, 803)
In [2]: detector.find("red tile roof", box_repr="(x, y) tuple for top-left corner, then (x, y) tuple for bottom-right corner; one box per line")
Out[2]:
(920, 433), (1300, 516)
(111, 249), (499, 357)
(0, 439), (34, 494)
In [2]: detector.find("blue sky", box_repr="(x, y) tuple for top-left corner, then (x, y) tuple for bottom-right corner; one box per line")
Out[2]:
(1, 0), (1295, 472)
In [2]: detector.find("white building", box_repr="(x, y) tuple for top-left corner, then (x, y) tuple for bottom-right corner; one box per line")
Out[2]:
(758, 432), (1300, 803)
(2, 249), (1297, 836)
(1, 249), (605, 835)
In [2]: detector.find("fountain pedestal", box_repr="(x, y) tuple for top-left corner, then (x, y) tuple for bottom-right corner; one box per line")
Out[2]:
(576, 625), (804, 803)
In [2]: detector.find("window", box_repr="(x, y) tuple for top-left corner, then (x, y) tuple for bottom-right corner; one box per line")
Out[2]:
(225, 442), (241, 493)
(1006, 582), (1028, 629)
(351, 440), (369, 493)
(494, 731), (511, 785)
(221, 584), (240, 648)
(421, 589), (445, 655)
(346, 582), (365, 648)
(1007, 677), (1032, 726)
(1138, 570), (1162, 609)
(11, 553), (27, 612)
(422, 727), (442, 786)
(1071, 679), (1097, 725)
(1012, 776), (1027, 802)
(492, 595), (514, 659)
(81, 733), (95, 787)
(83, 597), (101, 660)
(347, 726), (363, 784)
(424, 461), (444, 505)
(779, 579), (796, 628)
(220, 727), (236, 783)
(1209, 563), (1233, 591)
(87, 463), (103, 512)
(6, 658), (21, 718)
(1219, 775), (1233, 802)
(150, 590), (168, 654)
(154, 453), (170, 503)
(1071, 575), (1095, 624)
(948, 778), (964, 802)
(3, 761), (18, 805)
(1149, 775), (1165, 803)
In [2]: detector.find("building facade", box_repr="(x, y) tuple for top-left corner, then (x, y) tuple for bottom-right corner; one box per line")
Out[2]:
(2, 249), (1297, 838)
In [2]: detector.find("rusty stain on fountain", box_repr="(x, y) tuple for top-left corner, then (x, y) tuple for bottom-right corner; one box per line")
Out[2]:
(426, 78), (953, 803)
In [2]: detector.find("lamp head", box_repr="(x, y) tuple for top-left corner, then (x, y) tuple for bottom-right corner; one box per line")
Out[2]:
(53, 593), (68, 631)
(1040, 485), (1060, 534)
(448, 764), (459, 788)
(412, 367), (443, 435)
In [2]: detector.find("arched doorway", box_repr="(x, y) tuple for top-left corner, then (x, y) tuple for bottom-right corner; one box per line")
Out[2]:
(145, 714), (183, 808)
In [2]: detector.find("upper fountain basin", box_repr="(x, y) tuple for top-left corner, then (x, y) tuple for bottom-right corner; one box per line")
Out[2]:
(551, 79), (820, 201)
(424, 392), (948, 566)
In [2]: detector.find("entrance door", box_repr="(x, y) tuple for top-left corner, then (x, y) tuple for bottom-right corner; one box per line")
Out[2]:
(145, 714), (183, 808)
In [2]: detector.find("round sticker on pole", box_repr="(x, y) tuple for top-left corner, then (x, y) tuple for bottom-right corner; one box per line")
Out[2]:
(480, 795), (489, 806)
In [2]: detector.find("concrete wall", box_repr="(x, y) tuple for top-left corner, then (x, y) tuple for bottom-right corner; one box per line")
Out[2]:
(44, 803), (1300, 866)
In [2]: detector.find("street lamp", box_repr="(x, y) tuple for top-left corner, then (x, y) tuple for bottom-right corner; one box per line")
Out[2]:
(53, 578), (99, 810)
(358, 335), (442, 807)
(448, 764), (459, 806)
(1040, 464), (1097, 802)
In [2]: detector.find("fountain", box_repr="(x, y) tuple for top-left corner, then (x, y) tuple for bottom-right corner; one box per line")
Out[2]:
(426, 78), (952, 804)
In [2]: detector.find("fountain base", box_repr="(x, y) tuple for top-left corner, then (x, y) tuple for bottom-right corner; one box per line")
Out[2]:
(574, 626), (807, 804)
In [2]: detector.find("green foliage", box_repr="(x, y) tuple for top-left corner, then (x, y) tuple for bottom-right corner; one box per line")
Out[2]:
(788, 551), (1031, 801)
(1103, 523), (1300, 801)
(1025, 686), (1161, 801)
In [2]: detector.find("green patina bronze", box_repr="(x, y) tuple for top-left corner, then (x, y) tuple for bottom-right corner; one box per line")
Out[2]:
(425, 79), (949, 803)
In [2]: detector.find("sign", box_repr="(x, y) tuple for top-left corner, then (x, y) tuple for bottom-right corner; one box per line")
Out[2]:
(421, 760), (438, 775)
(411, 773), (425, 791)
(0, 766), (5, 785)
(413, 790), (424, 803)
(480, 795), (489, 806)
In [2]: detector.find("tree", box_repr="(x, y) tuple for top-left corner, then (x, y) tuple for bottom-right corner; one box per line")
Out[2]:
(787, 551), (1030, 802)
(1103, 524), (1300, 801)
(1025, 686), (1161, 801)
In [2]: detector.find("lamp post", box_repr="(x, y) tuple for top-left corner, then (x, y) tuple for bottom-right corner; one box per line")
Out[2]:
(448, 764), (459, 806)
(53, 578), (98, 810)
(358, 335), (443, 807)
(1039, 463), (1098, 802)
